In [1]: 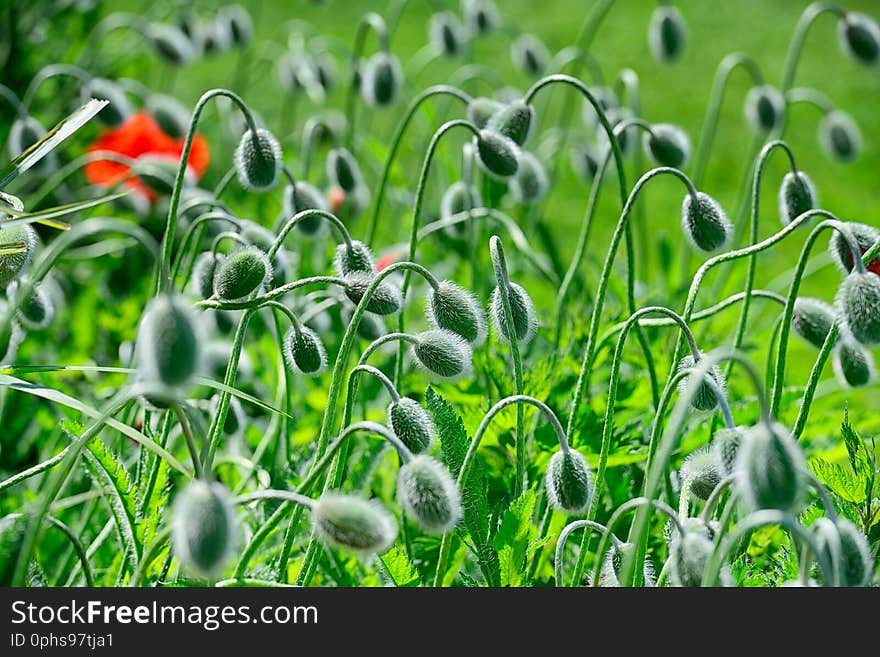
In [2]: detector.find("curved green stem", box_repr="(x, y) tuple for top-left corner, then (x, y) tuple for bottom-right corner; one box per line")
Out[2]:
(269, 208), (355, 259)
(781, 3), (846, 93)
(554, 519), (615, 586)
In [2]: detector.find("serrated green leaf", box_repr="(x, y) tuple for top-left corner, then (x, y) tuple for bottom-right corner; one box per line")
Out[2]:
(493, 490), (536, 587)
(841, 412), (870, 479)
(808, 457), (867, 504)
(379, 545), (420, 587)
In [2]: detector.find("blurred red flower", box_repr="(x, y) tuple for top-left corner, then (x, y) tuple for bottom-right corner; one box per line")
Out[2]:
(84, 112), (209, 201)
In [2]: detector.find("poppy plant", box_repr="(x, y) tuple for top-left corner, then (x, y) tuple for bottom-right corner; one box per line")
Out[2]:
(84, 111), (209, 201)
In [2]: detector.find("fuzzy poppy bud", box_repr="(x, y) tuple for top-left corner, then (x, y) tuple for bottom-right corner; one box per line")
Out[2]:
(135, 293), (202, 390)
(426, 280), (486, 345)
(511, 33), (549, 76)
(669, 527), (712, 587)
(570, 142), (600, 182)
(282, 181), (328, 236)
(85, 78), (132, 127)
(429, 12), (467, 57)
(475, 129), (520, 179)
(234, 128), (282, 190)
(833, 337), (874, 388)
(441, 181), (481, 237)
(681, 448), (722, 501)
(171, 480), (237, 580)
(343, 273), (402, 315)
(0, 223), (37, 287)
(312, 493), (397, 554)
(711, 426), (745, 475)
(736, 422), (806, 514)
(600, 542), (656, 587)
(581, 87), (619, 131)
(791, 297), (836, 349)
(509, 151), (548, 204)
(213, 247), (270, 301)
(17, 284), (53, 331)
(326, 147), (362, 193)
(648, 5), (687, 63)
(744, 85), (785, 135)
(819, 110), (861, 163)
(334, 240), (375, 276)
(387, 397), (436, 454)
(467, 97), (503, 130)
(812, 517), (874, 586)
(487, 100), (535, 147)
(361, 51), (403, 107)
(147, 94), (189, 139)
(463, 0), (499, 35)
(411, 329), (473, 379)
(836, 271), (880, 345)
(222, 4), (253, 47)
(681, 192), (732, 253)
(839, 12), (880, 66)
(643, 123), (691, 168)
(282, 325), (327, 376)
(146, 23), (195, 65)
(545, 449), (593, 513)
(191, 252), (223, 299)
(828, 222), (879, 274)
(200, 17), (232, 55)
(489, 281), (537, 344)
(778, 171), (817, 226)
(397, 455), (462, 533)
(677, 353), (727, 412)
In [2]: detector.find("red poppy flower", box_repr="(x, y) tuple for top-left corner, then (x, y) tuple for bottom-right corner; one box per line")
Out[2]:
(846, 247), (880, 278)
(85, 112), (209, 202)
(376, 249), (403, 272)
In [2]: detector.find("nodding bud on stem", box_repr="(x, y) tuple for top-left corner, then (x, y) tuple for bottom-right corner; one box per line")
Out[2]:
(570, 142), (600, 182)
(213, 247), (270, 301)
(681, 192), (732, 253)
(643, 124), (691, 168)
(361, 51), (403, 107)
(311, 493), (397, 554)
(441, 181), (482, 238)
(648, 5), (688, 63)
(599, 543), (655, 587)
(222, 4), (253, 48)
(669, 524), (714, 587)
(463, 0), (499, 36)
(343, 273), (402, 315)
(833, 336), (875, 388)
(812, 518), (874, 587)
(475, 129), (520, 179)
(410, 329), (473, 379)
(487, 101), (535, 147)
(0, 223), (36, 287)
(467, 97), (503, 130)
(429, 12), (467, 57)
(839, 12), (880, 66)
(326, 148), (363, 193)
(146, 23), (195, 66)
(147, 94), (189, 139)
(545, 449), (594, 513)
(191, 252), (224, 299)
(743, 85), (785, 135)
(397, 456), (462, 534)
(711, 426), (746, 475)
(388, 397), (436, 454)
(489, 281), (537, 345)
(135, 294), (203, 391)
(511, 33), (549, 76)
(17, 284), (53, 331)
(828, 222), (879, 275)
(283, 182), (329, 236)
(836, 271), (880, 345)
(283, 326), (328, 376)
(509, 151), (548, 204)
(171, 480), (238, 581)
(736, 422), (807, 514)
(681, 448), (722, 501)
(426, 280), (486, 346)
(676, 353), (727, 412)
(819, 111), (861, 163)
(334, 240), (375, 276)
(778, 171), (817, 227)
(85, 78), (132, 127)
(791, 297), (836, 349)
(234, 128), (282, 190)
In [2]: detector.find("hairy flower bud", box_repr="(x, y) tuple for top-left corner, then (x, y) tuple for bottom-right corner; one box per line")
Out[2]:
(832, 337), (875, 388)
(312, 493), (397, 554)
(744, 85), (785, 135)
(681, 448), (722, 501)
(836, 271), (880, 345)
(282, 181), (328, 236)
(190, 252), (223, 300)
(711, 426), (746, 475)
(147, 94), (189, 139)
(736, 422), (806, 514)
(812, 517), (874, 586)
(545, 449), (593, 513)
(222, 4), (253, 47)
(570, 142), (600, 182)
(411, 329), (473, 379)
(426, 280), (486, 345)
(17, 284), (53, 331)
(778, 171), (817, 226)
(343, 273), (402, 315)
(487, 100), (535, 147)
(475, 129), (520, 179)
(388, 397), (436, 454)
(361, 51), (403, 107)
(467, 97), (503, 130)
(0, 223), (37, 287)
(648, 5), (687, 63)
(135, 294), (202, 390)
(511, 33), (549, 76)
(334, 240), (375, 276)
(489, 281), (537, 345)
(234, 128), (282, 190)
(681, 192), (732, 253)
(85, 78), (132, 127)
(669, 526), (712, 587)
(643, 123), (691, 168)
(677, 353), (727, 412)
(509, 151), (548, 204)
(429, 12), (467, 57)
(441, 181), (481, 237)
(792, 297), (836, 349)
(283, 326), (327, 376)
(600, 542), (656, 587)
(397, 455), (462, 533)
(839, 12), (880, 66)
(819, 110), (861, 163)
(463, 0), (499, 35)
(146, 23), (195, 65)
(171, 481), (238, 580)
(213, 247), (270, 301)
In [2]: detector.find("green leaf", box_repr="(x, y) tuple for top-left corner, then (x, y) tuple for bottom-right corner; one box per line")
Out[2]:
(427, 386), (499, 586)
(0, 191), (132, 230)
(808, 457), (867, 504)
(379, 545), (420, 587)
(493, 490), (536, 587)
(841, 410), (870, 479)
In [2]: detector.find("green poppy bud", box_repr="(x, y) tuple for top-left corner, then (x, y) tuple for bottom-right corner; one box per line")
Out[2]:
(467, 97), (503, 130)
(570, 142), (600, 182)
(85, 78), (132, 127)
(234, 128), (282, 190)
(135, 293), (202, 390)
(147, 94), (189, 139)
(463, 0), (499, 35)
(836, 271), (880, 345)
(487, 100), (535, 147)
(326, 147), (362, 193)
(282, 181), (328, 236)
(475, 129), (520, 179)
(545, 449), (594, 513)
(334, 240), (375, 276)
(171, 481), (238, 580)
(643, 123), (691, 168)
(839, 12), (880, 66)
(509, 150), (548, 204)
(222, 4), (253, 47)
(146, 23), (195, 65)
(600, 542), (656, 587)
(213, 247), (270, 301)
(819, 110), (861, 163)
(812, 517), (874, 586)
(440, 181), (481, 237)
(711, 426), (746, 475)
(676, 353), (727, 412)
(744, 85), (785, 135)
(669, 527), (712, 587)
(397, 455), (462, 533)
(736, 422), (806, 514)
(191, 252), (223, 299)
(429, 12), (467, 57)
(681, 448), (722, 501)
(0, 223), (37, 287)
(17, 284), (53, 331)
(681, 192), (732, 253)
(511, 33), (549, 76)
(387, 397), (436, 454)
(426, 280), (486, 345)
(343, 273), (402, 315)
(792, 297), (836, 349)
(410, 329), (473, 379)
(778, 171), (817, 226)
(361, 51), (403, 107)
(648, 5), (687, 63)
(282, 325), (327, 376)
(489, 281), (537, 345)
(832, 337), (874, 388)
(312, 493), (397, 554)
